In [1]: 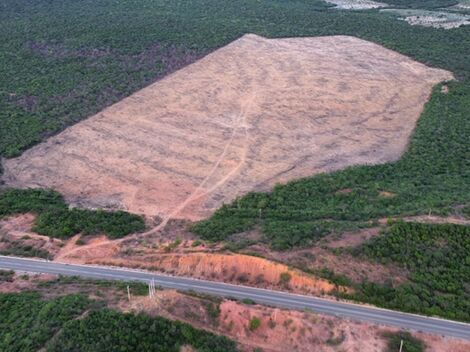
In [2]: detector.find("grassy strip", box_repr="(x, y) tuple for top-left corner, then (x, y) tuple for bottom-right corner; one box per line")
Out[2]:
(0, 292), (237, 352)
(0, 189), (145, 239)
(37, 275), (150, 296)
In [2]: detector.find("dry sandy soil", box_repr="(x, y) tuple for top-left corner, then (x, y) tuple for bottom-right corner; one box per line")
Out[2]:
(2, 34), (453, 226)
(326, 0), (387, 10)
(381, 9), (470, 29)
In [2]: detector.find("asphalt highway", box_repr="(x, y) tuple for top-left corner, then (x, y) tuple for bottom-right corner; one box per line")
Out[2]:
(1, 255), (469, 340)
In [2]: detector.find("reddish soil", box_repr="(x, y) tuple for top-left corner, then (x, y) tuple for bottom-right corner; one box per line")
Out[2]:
(2, 273), (469, 352)
(241, 227), (407, 285)
(0, 214), (63, 258)
(62, 250), (340, 295)
(123, 289), (470, 352)
(2, 34), (452, 227)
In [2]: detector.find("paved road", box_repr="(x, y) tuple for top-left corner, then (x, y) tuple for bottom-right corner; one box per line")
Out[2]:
(1, 255), (469, 340)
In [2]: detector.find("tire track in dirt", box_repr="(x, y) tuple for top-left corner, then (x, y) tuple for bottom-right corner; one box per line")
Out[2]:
(142, 92), (255, 235)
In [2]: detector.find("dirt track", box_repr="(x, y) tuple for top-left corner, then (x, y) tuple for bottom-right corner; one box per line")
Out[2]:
(2, 34), (453, 221)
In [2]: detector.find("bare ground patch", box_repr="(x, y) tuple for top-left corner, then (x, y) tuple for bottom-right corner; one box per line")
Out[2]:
(326, 0), (387, 10)
(2, 34), (452, 225)
(381, 8), (470, 29)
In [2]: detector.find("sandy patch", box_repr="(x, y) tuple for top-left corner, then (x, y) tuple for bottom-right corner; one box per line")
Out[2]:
(326, 0), (387, 10)
(382, 9), (470, 28)
(454, 0), (470, 10)
(2, 35), (452, 224)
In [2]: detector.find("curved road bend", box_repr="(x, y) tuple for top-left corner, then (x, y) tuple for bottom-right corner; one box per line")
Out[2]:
(1, 255), (469, 340)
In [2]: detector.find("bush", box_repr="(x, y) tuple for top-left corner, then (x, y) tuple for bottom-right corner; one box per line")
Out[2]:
(0, 292), (238, 352)
(383, 331), (424, 352)
(0, 270), (14, 282)
(342, 222), (470, 322)
(279, 272), (292, 287)
(249, 317), (261, 331)
(0, 189), (145, 239)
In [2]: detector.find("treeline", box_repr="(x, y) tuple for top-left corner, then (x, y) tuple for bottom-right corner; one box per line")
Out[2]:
(0, 189), (145, 239)
(0, 292), (237, 352)
(1, 0), (470, 159)
(342, 221), (470, 322)
(1, 0), (470, 249)
(193, 81), (470, 249)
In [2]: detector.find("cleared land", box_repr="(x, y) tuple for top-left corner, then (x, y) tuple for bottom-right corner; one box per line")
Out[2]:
(2, 34), (452, 222)
(326, 0), (387, 10)
(382, 8), (470, 28)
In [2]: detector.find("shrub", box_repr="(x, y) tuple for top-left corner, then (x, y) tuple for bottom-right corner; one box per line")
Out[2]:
(383, 331), (424, 352)
(0, 189), (145, 239)
(279, 272), (292, 287)
(249, 317), (261, 331)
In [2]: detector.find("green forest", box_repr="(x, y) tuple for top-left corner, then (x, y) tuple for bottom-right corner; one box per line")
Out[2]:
(341, 221), (470, 322)
(0, 189), (145, 238)
(1, 0), (469, 248)
(0, 292), (237, 352)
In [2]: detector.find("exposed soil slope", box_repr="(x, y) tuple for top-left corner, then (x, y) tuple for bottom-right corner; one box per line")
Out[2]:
(2, 34), (452, 223)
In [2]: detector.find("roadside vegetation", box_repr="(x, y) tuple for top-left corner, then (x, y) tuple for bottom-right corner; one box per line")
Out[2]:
(383, 331), (425, 352)
(0, 189), (145, 239)
(0, 292), (237, 352)
(339, 221), (470, 322)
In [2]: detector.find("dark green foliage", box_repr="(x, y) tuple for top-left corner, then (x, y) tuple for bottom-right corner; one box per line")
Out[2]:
(191, 211), (256, 242)
(0, 188), (66, 214)
(311, 267), (353, 287)
(0, 189), (145, 239)
(1, 0), (470, 159)
(1, 0), (470, 249)
(249, 317), (261, 331)
(0, 293), (91, 352)
(0, 270), (14, 282)
(48, 309), (237, 352)
(194, 81), (470, 249)
(37, 275), (149, 296)
(344, 222), (470, 321)
(0, 292), (238, 352)
(383, 331), (425, 352)
(462, 205), (470, 218)
(33, 208), (145, 239)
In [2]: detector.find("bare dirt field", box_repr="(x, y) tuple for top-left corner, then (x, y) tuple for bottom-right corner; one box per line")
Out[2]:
(2, 34), (453, 225)
(382, 9), (470, 29)
(326, 0), (387, 10)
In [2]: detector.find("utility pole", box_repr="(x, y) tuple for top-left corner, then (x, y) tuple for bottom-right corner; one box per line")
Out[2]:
(399, 339), (403, 352)
(127, 285), (131, 302)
